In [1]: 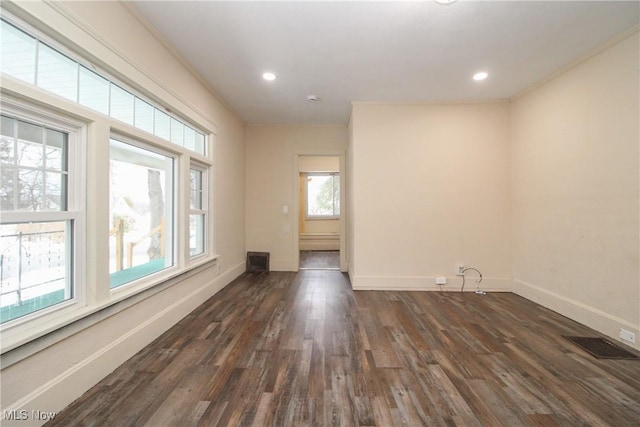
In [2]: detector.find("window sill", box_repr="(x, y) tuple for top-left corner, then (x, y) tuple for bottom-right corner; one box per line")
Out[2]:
(0, 255), (219, 365)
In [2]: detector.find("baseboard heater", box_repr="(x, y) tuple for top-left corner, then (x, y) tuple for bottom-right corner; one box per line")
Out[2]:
(299, 233), (340, 251)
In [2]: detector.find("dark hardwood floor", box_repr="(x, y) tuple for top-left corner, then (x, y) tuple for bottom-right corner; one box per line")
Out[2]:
(48, 271), (640, 426)
(299, 251), (340, 270)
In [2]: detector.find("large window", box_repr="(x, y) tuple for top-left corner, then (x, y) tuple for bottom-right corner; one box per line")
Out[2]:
(0, 18), (207, 155)
(109, 138), (174, 288)
(0, 12), (214, 352)
(0, 114), (78, 323)
(305, 173), (340, 219)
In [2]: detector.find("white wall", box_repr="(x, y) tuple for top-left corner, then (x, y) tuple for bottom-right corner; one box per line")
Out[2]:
(510, 31), (639, 350)
(349, 102), (512, 291)
(299, 155), (340, 173)
(245, 125), (347, 270)
(1, 1), (246, 423)
(347, 116), (357, 278)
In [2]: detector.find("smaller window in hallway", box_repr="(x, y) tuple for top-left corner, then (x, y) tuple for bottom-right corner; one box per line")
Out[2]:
(305, 173), (340, 219)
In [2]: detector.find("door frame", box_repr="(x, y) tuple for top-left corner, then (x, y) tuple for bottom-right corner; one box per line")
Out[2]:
(293, 151), (347, 272)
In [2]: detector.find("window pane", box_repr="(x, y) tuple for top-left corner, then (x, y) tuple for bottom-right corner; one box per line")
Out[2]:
(79, 66), (109, 115)
(37, 44), (78, 102)
(45, 172), (66, 210)
(1, 116), (14, 138)
(154, 109), (170, 140)
(18, 168), (43, 211)
(307, 174), (339, 217)
(0, 136), (14, 165)
(18, 120), (43, 144)
(189, 214), (204, 257)
(17, 121), (44, 168)
(134, 98), (154, 134)
(109, 139), (174, 288)
(195, 132), (206, 155)
(110, 84), (134, 125)
(1, 166), (16, 210)
(184, 126), (196, 151)
(1, 121), (68, 213)
(1, 116), (15, 165)
(0, 222), (71, 324)
(190, 169), (202, 210)
(0, 20), (36, 84)
(170, 118), (184, 146)
(45, 128), (67, 172)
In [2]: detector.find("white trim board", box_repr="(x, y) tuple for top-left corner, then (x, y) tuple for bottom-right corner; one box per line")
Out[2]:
(351, 275), (512, 292)
(513, 278), (640, 351)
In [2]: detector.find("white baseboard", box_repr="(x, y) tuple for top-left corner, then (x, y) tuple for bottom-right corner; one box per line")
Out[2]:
(1, 261), (245, 427)
(351, 275), (512, 292)
(299, 241), (340, 251)
(269, 259), (298, 272)
(513, 278), (640, 351)
(299, 234), (340, 251)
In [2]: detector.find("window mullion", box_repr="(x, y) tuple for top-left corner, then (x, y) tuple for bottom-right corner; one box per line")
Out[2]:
(0, 210), (76, 223)
(12, 119), (18, 211)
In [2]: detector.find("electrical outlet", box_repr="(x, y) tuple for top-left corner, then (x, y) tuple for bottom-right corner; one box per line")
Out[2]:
(620, 328), (636, 344)
(436, 276), (447, 285)
(456, 264), (465, 276)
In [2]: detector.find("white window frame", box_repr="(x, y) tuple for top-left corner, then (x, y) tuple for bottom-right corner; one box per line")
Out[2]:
(108, 133), (178, 292)
(188, 163), (208, 260)
(0, 98), (86, 330)
(0, 14), (208, 156)
(305, 172), (340, 220)
(0, 9), (217, 356)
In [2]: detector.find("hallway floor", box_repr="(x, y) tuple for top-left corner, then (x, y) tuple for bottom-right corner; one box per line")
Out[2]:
(299, 250), (340, 270)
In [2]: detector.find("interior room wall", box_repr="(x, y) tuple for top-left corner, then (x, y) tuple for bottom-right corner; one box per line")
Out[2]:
(299, 155), (340, 172)
(510, 30), (640, 350)
(1, 1), (246, 422)
(349, 102), (511, 291)
(245, 125), (347, 270)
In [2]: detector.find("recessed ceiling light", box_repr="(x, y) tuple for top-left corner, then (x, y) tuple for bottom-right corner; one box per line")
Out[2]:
(307, 95), (319, 102)
(473, 72), (488, 81)
(262, 72), (276, 81)
(434, 0), (458, 5)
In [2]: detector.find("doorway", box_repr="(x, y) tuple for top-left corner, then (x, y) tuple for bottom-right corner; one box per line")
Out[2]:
(298, 155), (341, 270)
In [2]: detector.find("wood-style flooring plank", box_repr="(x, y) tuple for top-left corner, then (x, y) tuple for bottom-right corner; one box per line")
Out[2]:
(47, 270), (640, 427)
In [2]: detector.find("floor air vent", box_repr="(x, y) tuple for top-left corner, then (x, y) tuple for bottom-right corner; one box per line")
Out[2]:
(246, 252), (270, 273)
(563, 336), (639, 360)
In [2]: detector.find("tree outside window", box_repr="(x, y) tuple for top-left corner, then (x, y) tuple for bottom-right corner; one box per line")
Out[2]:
(0, 114), (74, 324)
(306, 173), (340, 218)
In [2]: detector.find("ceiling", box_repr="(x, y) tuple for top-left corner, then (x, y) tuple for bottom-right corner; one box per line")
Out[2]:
(131, 1), (639, 125)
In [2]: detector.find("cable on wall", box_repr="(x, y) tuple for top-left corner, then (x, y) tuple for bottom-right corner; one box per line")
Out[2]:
(459, 267), (484, 294)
